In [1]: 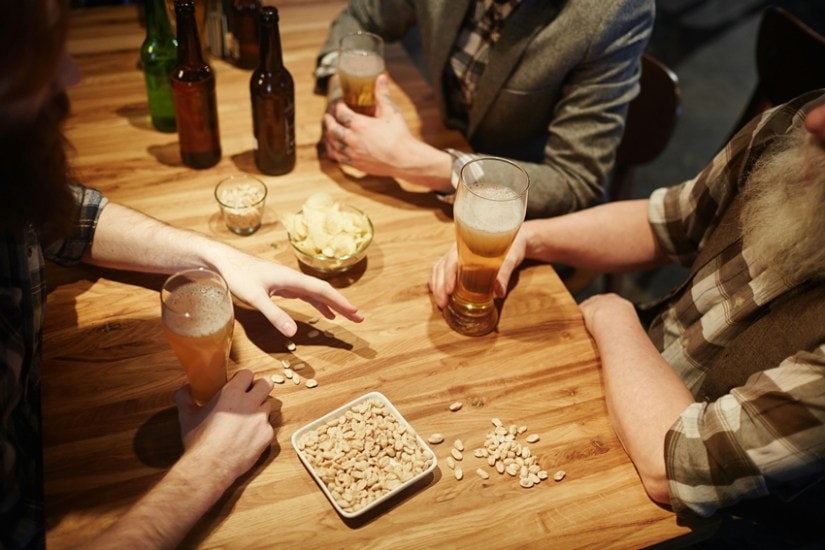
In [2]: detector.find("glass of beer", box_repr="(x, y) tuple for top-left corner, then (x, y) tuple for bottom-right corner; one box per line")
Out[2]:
(337, 31), (385, 116)
(444, 157), (529, 337)
(161, 267), (235, 405)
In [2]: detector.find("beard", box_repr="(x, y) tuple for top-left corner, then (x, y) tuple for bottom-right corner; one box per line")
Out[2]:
(0, 91), (76, 240)
(740, 125), (825, 284)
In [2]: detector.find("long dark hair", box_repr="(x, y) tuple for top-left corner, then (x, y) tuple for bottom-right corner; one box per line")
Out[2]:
(0, 0), (76, 240)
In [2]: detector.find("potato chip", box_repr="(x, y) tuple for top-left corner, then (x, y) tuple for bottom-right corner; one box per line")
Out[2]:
(286, 193), (372, 258)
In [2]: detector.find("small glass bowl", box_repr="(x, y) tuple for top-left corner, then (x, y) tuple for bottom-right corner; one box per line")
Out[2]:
(286, 205), (374, 274)
(214, 174), (268, 235)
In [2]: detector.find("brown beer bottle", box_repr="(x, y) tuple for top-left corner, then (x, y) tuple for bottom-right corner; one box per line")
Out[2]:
(171, 0), (222, 169)
(250, 6), (295, 175)
(230, 0), (261, 70)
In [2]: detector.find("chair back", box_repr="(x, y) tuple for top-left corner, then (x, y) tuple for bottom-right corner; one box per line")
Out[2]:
(729, 6), (825, 137)
(610, 53), (681, 202)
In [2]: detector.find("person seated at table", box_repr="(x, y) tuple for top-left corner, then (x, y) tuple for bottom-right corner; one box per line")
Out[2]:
(430, 89), (825, 545)
(0, 1), (364, 548)
(316, 0), (654, 219)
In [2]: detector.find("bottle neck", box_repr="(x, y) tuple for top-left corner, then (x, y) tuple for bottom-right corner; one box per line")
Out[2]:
(258, 17), (283, 71)
(146, 0), (174, 38)
(176, 3), (205, 64)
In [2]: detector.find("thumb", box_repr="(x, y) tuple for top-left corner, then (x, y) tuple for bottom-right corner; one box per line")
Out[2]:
(374, 74), (395, 118)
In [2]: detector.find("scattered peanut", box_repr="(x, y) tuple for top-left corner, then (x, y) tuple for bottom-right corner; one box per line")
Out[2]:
(284, 369), (294, 379)
(526, 434), (540, 444)
(305, 378), (318, 388)
(286, 341), (296, 351)
(293, 374), (301, 385)
(271, 374), (285, 384)
(450, 448), (463, 461)
(476, 468), (490, 480)
(453, 439), (464, 452)
(427, 433), (445, 445)
(455, 468), (463, 480)
(553, 470), (566, 482)
(449, 401), (463, 412)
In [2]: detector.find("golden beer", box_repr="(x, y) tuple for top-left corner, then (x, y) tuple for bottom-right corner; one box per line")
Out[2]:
(444, 160), (529, 336)
(161, 269), (234, 405)
(338, 32), (384, 116)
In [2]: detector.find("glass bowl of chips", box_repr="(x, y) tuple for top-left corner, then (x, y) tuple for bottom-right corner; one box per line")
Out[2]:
(282, 193), (374, 274)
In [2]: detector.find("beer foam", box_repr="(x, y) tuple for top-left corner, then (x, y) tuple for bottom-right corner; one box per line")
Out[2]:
(163, 282), (233, 337)
(455, 184), (525, 235)
(338, 52), (385, 77)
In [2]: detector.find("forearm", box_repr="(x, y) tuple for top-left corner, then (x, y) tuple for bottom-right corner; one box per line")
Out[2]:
(89, 449), (234, 549)
(522, 199), (668, 273)
(85, 202), (244, 275)
(391, 141), (454, 192)
(582, 295), (693, 504)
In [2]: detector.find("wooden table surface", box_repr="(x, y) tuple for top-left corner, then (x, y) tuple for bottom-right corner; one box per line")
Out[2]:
(42, 2), (708, 548)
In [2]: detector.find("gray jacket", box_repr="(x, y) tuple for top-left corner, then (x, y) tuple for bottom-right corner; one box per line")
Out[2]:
(317, 0), (655, 218)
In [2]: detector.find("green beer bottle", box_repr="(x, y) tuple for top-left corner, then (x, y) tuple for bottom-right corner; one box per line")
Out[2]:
(140, 0), (178, 132)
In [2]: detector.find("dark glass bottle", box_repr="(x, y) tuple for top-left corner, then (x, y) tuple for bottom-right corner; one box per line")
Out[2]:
(140, 0), (178, 132)
(231, 0), (261, 70)
(206, 0), (230, 60)
(250, 6), (295, 175)
(171, 0), (222, 169)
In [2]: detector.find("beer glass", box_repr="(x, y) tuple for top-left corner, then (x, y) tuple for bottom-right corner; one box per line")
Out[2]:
(444, 157), (529, 337)
(337, 31), (385, 116)
(161, 268), (234, 405)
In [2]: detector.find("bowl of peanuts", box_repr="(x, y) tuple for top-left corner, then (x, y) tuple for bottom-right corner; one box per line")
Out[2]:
(292, 392), (437, 518)
(281, 193), (374, 274)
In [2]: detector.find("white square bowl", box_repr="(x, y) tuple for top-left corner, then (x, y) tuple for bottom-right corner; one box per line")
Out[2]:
(291, 391), (438, 519)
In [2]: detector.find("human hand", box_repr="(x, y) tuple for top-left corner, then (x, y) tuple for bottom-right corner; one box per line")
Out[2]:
(428, 228), (529, 309)
(321, 74), (421, 176)
(175, 369), (274, 484)
(214, 253), (364, 337)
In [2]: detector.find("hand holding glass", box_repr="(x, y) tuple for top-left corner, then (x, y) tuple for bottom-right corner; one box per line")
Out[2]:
(444, 158), (529, 337)
(337, 31), (384, 116)
(161, 268), (234, 405)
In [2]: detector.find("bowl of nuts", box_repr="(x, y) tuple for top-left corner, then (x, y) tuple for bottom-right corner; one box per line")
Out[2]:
(292, 392), (437, 519)
(282, 193), (374, 274)
(214, 174), (268, 235)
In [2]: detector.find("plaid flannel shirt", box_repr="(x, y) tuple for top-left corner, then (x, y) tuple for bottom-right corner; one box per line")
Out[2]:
(647, 93), (825, 519)
(1, 184), (106, 549)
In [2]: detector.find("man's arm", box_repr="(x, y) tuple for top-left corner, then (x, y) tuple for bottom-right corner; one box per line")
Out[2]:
(89, 371), (274, 549)
(579, 293), (694, 504)
(429, 199), (670, 308)
(85, 202), (363, 336)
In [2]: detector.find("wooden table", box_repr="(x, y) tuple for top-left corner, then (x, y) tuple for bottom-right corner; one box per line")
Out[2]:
(42, 2), (709, 547)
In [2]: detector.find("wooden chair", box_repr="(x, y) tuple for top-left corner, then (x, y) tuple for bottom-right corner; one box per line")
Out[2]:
(563, 53), (681, 296)
(610, 53), (681, 203)
(728, 6), (825, 138)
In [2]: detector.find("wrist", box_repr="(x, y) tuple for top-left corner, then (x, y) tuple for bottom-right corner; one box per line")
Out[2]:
(395, 142), (454, 192)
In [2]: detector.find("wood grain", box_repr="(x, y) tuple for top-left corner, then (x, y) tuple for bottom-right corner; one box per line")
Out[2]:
(41, 3), (712, 548)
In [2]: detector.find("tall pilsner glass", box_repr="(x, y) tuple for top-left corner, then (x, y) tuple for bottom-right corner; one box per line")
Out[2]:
(161, 268), (234, 405)
(444, 157), (529, 337)
(338, 31), (385, 116)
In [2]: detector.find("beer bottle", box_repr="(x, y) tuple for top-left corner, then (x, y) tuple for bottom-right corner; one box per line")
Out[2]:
(250, 5), (295, 175)
(140, 0), (177, 132)
(230, 0), (261, 70)
(171, 0), (222, 169)
(206, 0), (230, 60)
